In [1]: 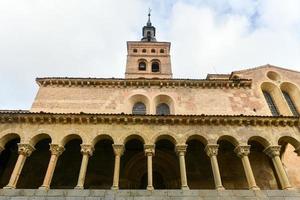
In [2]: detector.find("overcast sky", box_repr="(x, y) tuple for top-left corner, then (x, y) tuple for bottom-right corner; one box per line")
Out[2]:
(1, 0), (300, 110)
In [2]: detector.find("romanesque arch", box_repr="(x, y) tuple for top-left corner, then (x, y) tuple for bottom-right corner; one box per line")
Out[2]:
(17, 135), (51, 188)
(186, 135), (214, 189)
(0, 134), (20, 188)
(248, 137), (280, 189)
(153, 137), (180, 189)
(85, 137), (114, 189)
(128, 94), (151, 114)
(120, 137), (145, 189)
(153, 94), (175, 115)
(217, 137), (248, 189)
(51, 135), (82, 189)
(280, 82), (300, 116)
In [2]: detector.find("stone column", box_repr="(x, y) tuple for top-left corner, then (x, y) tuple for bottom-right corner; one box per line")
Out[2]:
(144, 144), (155, 190)
(4, 144), (35, 189)
(264, 145), (293, 190)
(234, 145), (259, 190)
(111, 144), (124, 190)
(39, 144), (65, 190)
(205, 144), (225, 190)
(176, 144), (189, 190)
(75, 144), (94, 189)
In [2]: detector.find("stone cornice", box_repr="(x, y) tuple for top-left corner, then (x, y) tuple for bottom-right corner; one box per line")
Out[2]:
(35, 78), (252, 89)
(0, 111), (298, 127)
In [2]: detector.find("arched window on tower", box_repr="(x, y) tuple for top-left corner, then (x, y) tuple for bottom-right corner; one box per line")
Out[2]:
(263, 91), (279, 116)
(132, 102), (146, 115)
(156, 103), (170, 115)
(282, 91), (299, 116)
(151, 61), (160, 72)
(138, 61), (146, 71)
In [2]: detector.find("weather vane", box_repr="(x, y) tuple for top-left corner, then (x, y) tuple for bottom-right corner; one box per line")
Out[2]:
(148, 8), (152, 17)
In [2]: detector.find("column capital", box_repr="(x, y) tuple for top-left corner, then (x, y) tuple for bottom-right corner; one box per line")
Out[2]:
(264, 145), (281, 158)
(18, 143), (35, 157)
(144, 144), (155, 156)
(205, 144), (219, 157)
(112, 144), (124, 156)
(176, 144), (187, 155)
(80, 144), (94, 156)
(49, 144), (65, 156)
(234, 145), (251, 158)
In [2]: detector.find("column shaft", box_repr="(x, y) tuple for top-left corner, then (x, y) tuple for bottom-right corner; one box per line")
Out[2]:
(75, 144), (94, 189)
(176, 145), (189, 190)
(39, 144), (64, 190)
(264, 145), (292, 190)
(4, 144), (35, 189)
(111, 144), (124, 190)
(205, 144), (224, 190)
(144, 144), (155, 190)
(234, 145), (259, 190)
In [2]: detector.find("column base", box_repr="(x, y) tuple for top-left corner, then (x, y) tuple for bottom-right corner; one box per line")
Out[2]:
(181, 185), (189, 190)
(38, 185), (50, 190)
(3, 185), (15, 189)
(283, 186), (294, 190)
(111, 186), (119, 190)
(74, 185), (84, 190)
(147, 185), (154, 191)
(216, 186), (225, 190)
(249, 186), (260, 190)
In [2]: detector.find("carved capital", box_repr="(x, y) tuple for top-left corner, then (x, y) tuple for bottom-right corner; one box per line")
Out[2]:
(234, 145), (251, 158)
(18, 144), (35, 157)
(80, 144), (94, 156)
(264, 145), (281, 158)
(112, 144), (124, 156)
(176, 144), (187, 156)
(49, 144), (65, 156)
(205, 144), (219, 157)
(144, 144), (155, 156)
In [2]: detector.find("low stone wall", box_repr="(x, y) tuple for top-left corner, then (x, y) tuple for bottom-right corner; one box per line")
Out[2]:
(0, 189), (300, 200)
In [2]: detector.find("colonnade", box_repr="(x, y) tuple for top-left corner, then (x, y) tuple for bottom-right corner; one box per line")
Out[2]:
(0, 140), (293, 190)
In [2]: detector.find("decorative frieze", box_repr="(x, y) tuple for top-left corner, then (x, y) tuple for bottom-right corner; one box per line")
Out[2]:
(36, 78), (252, 89)
(0, 111), (298, 127)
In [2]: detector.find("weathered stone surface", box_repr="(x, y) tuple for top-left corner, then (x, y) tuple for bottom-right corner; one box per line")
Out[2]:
(0, 189), (299, 200)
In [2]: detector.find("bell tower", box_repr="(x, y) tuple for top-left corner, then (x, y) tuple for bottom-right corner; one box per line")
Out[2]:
(125, 11), (172, 79)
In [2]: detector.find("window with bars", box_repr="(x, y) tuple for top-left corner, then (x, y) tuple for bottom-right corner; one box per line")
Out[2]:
(132, 102), (146, 115)
(156, 103), (170, 115)
(282, 91), (299, 116)
(263, 91), (279, 116)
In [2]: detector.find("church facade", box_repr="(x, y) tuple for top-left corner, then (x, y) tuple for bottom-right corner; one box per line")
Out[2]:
(0, 14), (300, 198)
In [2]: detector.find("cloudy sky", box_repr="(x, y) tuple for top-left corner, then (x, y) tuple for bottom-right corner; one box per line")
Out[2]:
(1, 0), (300, 109)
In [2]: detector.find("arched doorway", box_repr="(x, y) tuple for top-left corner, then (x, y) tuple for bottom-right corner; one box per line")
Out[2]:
(85, 139), (114, 189)
(0, 137), (20, 188)
(186, 139), (214, 189)
(51, 138), (82, 189)
(248, 140), (280, 189)
(120, 138), (146, 189)
(17, 138), (51, 188)
(218, 140), (247, 189)
(153, 139), (180, 189)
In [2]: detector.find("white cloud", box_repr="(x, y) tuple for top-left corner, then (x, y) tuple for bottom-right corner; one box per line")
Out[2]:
(0, 0), (299, 109)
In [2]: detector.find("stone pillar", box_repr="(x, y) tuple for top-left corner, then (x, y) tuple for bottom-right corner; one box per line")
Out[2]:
(39, 144), (65, 190)
(111, 144), (124, 190)
(75, 144), (94, 189)
(264, 145), (293, 190)
(4, 144), (35, 189)
(234, 145), (259, 190)
(144, 144), (155, 190)
(205, 144), (225, 190)
(176, 144), (189, 190)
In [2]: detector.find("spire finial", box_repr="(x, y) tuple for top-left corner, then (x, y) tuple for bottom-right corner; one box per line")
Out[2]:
(147, 8), (152, 26)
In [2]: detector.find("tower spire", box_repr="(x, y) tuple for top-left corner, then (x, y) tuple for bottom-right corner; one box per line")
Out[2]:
(147, 8), (152, 26)
(141, 9), (156, 42)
